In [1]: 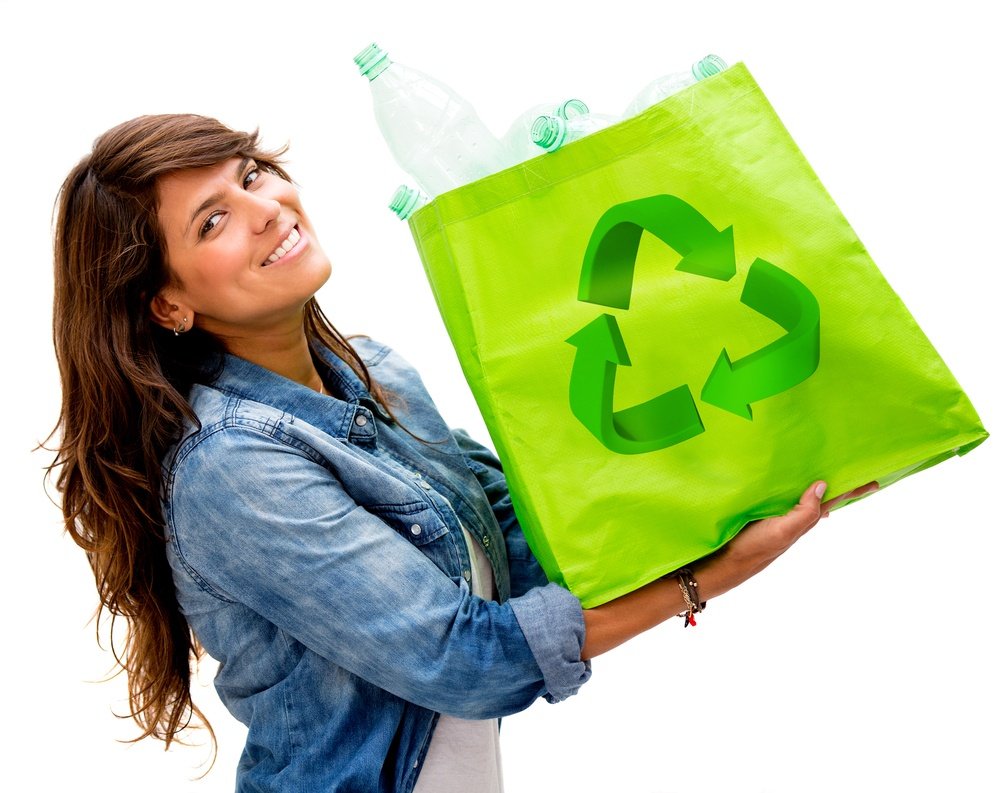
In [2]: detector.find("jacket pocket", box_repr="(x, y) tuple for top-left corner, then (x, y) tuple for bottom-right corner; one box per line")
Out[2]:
(369, 500), (449, 547)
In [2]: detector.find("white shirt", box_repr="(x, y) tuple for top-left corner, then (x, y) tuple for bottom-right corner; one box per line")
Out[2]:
(413, 526), (504, 793)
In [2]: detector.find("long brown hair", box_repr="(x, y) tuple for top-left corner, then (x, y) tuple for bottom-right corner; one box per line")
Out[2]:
(49, 114), (394, 752)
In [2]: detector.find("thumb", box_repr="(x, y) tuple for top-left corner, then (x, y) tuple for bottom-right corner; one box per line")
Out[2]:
(808, 481), (827, 503)
(796, 480), (826, 518)
(791, 480), (827, 523)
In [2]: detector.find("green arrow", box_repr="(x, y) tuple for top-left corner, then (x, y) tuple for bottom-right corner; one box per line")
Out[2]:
(567, 313), (705, 454)
(700, 258), (820, 420)
(579, 194), (736, 309)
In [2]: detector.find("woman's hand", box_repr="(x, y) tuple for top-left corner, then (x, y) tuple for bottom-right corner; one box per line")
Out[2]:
(580, 480), (879, 659)
(693, 480), (880, 601)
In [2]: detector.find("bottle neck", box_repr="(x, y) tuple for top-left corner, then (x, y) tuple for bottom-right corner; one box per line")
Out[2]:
(692, 54), (727, 81)
(354, 43), (392, 81)
(389, 185), (425, 220)
(531, 115), (568, 151)
(558, 99), (589, 120)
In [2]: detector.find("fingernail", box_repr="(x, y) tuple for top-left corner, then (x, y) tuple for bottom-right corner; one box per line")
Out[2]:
(814, 481), (828, 499)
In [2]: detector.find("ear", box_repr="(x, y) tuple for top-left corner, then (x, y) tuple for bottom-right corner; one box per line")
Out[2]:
(149, 290), (195, 333)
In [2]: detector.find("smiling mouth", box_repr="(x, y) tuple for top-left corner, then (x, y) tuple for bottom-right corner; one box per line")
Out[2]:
(262, 226), (301, 266)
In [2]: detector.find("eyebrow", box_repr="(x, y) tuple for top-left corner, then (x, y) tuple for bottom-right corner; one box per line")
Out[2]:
(186, 156), (251, 236)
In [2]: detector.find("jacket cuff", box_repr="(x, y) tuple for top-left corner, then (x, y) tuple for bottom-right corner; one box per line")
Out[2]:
(509, 583), (592, 703)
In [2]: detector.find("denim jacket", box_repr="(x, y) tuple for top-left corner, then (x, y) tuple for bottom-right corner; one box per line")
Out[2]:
(161, 338), (591, 792)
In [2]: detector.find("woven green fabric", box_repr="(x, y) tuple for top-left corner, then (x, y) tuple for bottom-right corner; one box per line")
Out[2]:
(408, 63), (988, 608)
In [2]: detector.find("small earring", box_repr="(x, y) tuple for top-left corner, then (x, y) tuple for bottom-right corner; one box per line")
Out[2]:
(173, 316), (188, 336)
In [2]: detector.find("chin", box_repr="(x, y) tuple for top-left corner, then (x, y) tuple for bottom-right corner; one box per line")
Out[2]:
(314, 257), (333, 287)
(301, 257), (333, 300)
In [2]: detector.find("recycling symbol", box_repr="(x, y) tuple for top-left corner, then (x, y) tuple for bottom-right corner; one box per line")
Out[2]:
(566, 194), (820, 455)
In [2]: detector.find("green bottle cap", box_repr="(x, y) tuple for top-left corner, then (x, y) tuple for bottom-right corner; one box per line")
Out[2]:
(389, 185), (421, 220)
(355, 43), (391, 81)
(559, 99), (589, 119)
(531, 115), (567, 150)
(692, 54), (728, 81)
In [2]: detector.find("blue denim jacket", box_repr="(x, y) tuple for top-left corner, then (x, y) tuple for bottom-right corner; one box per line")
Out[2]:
(161, 338), (591, 792)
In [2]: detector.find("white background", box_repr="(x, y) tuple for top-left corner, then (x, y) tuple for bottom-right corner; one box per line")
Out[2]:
(2, 1), (997, 791)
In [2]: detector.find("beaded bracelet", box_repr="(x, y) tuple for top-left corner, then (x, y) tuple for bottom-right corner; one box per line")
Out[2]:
(674, 567), (707, 627)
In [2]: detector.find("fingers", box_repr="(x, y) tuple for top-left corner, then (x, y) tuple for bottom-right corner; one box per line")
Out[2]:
(733, 480), (878, 571)
(794, 480), (827, 512)
(819, 480), (880, 518)
(784, 478), (874, 537)
(777, 481), (828, 536)
(810, 481), (828, 502)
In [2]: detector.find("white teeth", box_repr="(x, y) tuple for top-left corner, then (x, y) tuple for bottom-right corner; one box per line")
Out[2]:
(264, 227), (300, 265)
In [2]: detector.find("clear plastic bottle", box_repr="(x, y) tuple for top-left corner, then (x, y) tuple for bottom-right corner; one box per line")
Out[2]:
(622, 54), (728, 118)
(354, 43), (505, 197)
(530, 112), (620, 153)
(498, 98), (590, 168)
(388, 184), (428, 221)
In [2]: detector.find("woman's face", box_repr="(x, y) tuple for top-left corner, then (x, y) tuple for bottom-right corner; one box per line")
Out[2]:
(154, 157), (332, 339)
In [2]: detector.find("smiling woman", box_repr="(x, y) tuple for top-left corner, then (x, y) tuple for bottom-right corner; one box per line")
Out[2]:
(151, 155), (332, 356)
(47, 113), (875, 792)
(48, 114), (390, 755)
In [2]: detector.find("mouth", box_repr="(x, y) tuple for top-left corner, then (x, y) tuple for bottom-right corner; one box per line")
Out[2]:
(261, 224), (303, 267)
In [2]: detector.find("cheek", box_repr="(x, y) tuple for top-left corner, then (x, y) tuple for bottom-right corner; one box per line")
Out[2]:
(181, 246), (251, 297)
(218, 239), (255, 273)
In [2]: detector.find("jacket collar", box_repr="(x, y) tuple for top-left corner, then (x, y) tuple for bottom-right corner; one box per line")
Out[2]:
(204, 345), (384, 441)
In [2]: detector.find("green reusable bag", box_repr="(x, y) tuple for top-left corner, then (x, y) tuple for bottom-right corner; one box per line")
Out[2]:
(408, 63), (988, 608)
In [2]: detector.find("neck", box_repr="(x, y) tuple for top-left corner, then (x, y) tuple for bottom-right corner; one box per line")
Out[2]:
(216, 319), (324, 392)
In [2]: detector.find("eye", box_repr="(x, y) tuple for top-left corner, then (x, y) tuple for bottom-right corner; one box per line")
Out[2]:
(195, 162), (263, 239)
(199, 211), (223, 238)
(243, 165), (262, 189)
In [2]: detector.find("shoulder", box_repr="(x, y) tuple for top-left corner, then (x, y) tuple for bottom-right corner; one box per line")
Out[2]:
(167, 412), (322, 497)
(348, 335), (421, 385)
(348, 334), (393, 367)
(161, 405), (338, 577)
(164, 385), (326, 492)
(346, 336), (439, 404)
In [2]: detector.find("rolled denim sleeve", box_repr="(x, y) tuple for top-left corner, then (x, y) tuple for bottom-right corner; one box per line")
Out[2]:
(166, 425), (590, 718)
(508, 582), (590, 703)
(450, 428), (550, 598)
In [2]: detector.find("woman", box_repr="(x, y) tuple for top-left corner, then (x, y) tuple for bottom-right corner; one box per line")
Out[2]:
(50, 113), (876, 792)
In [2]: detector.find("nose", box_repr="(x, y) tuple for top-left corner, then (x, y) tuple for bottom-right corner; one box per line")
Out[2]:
(244, 190), (281, 233)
